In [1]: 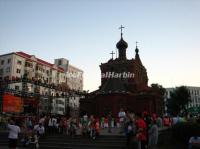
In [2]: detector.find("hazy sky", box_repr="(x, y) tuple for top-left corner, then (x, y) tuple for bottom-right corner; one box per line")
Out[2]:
(0, 0), (200, 91)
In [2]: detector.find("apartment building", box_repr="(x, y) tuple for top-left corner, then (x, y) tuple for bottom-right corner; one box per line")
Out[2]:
(54, 58), (83, 91)
(0, 51), (83, 115)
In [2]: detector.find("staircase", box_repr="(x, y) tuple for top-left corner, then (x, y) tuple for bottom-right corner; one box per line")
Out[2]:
(0, 132), (8, 147)
(0, 132), (127, 149)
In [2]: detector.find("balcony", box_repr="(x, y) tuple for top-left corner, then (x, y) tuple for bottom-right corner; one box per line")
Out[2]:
(35, 65), (44, 73)
(25, 61), (33, 68)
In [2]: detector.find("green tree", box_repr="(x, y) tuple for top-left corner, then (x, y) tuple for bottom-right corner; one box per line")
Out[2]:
(167, 86), (191, 115)
(151, 83), (166, 96)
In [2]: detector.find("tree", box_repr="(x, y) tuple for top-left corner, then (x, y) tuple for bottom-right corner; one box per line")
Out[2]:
(167, 86), (191, 116)
(151, 83), (166, 96)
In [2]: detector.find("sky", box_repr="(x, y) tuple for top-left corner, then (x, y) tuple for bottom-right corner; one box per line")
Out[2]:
(0, 0), (200, 91)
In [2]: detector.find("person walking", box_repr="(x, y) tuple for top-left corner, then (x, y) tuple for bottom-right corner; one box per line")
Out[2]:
(148, 120), (158, 149)
(108, 112), (112, 133)
(135, 113), (147, 149)
(7, 119), (21, 149)
(34, 123), (45, 138)
(118, 108), (126, 133)
(125, 120), (136, 148)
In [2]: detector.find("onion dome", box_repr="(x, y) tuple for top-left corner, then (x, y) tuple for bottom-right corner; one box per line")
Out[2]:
(116, 25), (128, 60)
(116, 37), (128, 50)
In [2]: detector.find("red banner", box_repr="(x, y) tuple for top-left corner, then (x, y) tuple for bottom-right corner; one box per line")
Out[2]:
(3, 94), (23, 113)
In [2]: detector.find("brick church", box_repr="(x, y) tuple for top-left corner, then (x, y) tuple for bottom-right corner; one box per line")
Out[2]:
(80, 26), (164, 117)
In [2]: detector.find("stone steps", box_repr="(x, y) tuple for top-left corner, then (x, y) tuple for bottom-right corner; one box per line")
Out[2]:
(0, 132), (126, 149)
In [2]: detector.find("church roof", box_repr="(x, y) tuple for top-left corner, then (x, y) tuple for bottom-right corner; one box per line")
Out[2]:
(96, 26), (148, 95)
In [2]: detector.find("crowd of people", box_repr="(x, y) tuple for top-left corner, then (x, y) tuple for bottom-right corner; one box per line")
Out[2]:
(118, 108), (159, 149)
(0, 109), (200, 149)
(1, 114), (101, 149)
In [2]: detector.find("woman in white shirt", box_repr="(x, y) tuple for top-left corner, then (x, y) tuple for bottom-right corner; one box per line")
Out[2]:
(7, 119), (21, 149)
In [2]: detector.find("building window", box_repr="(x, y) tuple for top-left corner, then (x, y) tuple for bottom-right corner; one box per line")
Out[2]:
(16, 69), (21, 74)
(6, 67), (10, 73)
(46, 70), (49, 75)
(25, 62), (33, 68)
(15, 85), (20, 90)
(1, 60), (4, 65)
(58, 60), (62, 65)
(17, 60), (22, 65)
(4, 76), (9, 80)
(7, 59), (11, 64)
(0, 68), (3, 75)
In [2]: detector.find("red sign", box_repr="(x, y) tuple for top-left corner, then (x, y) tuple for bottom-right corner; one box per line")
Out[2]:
(3, 94), (23, 113)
